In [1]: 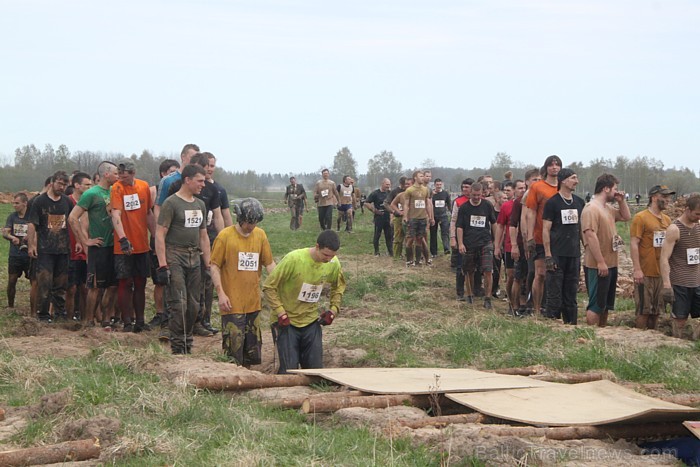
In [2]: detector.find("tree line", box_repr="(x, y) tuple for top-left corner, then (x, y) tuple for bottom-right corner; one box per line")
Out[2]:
(3, 144), (699, 198)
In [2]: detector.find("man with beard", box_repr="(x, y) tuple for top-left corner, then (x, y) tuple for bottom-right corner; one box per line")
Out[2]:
(581, 173), (631, 327)
(27, 171), (72, 322)
(542, 169), (586, 324)
(630, 185), (674, 330)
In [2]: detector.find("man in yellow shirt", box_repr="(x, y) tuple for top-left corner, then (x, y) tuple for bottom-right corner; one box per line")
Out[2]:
(263, 230), (346, 374)
(211, 198), (275, 367)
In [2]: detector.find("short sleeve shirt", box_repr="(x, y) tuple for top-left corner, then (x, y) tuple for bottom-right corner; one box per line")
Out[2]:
(210, 226), (273, 314)
(5, 211), (29, 257)
(630, 209), (672, 277)
(156, 171), (181, 206)
(27, 193), (72, 255)
(404, 185), (430, 220)
(456, 200), (496, 248)
(77, 185), (114, 247)
(158, 194), (207, 248)
(542, 193), (585, 257)
(525, 180), (559, 244)
(582, 202), (619, 268)
(111, 179), (152, 254)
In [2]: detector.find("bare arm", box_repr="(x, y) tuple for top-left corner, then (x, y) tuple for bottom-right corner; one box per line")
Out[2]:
(659, 224), (679, 289)
(222, 207), (233, 227)
(494, 223), (503, 258)
(146, 209), (156, 238)
(542, 219), (553, 257)
(210, 263), (231, 313)
(583, 228), (608, 276)
(155, 224), (168, 268)
(111, 209), (127, 239)
(457, 227), (465, 253)
(509, 226), (520, 261)
(27, 223), (37, 258)
(200, 229), (211, 267)
(213, 207), (224, 234)
(525, 206), (535, 242)
(265, 261), (277, 274)
(630, 236), (643, 284)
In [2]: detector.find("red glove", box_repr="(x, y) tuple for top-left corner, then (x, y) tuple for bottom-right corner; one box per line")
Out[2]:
(318, 309), (335, 326)
(277, 313), (290, 327)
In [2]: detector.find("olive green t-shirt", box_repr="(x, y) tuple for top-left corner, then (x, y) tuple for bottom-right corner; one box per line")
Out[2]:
(158, 194), (206, 248)
(404, 185), (430, 220)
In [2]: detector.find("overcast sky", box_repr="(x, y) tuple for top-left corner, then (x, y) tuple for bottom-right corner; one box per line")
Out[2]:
(1, 0), (698, 175)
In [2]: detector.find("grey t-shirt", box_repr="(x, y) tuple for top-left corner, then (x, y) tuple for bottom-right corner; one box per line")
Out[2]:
(158, 194), (206, 248)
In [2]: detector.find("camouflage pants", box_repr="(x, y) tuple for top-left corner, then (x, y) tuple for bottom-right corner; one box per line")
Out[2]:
(221, 311), (261, 366)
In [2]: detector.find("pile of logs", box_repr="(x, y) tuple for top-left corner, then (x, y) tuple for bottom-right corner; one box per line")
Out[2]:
(187, 366), (700, 442)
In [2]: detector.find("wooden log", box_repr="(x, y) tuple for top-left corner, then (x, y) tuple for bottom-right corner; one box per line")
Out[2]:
(190, 374), (318, 391)
(0, 438), (101, 466)
(478, 422), (689, 440)
(302, 394), (432, 413)
(533, 372), (605, 384)
(660, 394), (700, 407)
(490, 366), (543, 376)
(263, 390), (366, 409)
(400, 413), (486, 429)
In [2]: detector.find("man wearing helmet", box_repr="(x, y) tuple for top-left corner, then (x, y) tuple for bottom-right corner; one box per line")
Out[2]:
(210, 198), (276, 368)
(263, 230), (346, 373)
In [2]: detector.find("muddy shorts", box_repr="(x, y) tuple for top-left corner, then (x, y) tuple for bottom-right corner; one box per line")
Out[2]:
(584, 266), (618, 314)
(8, 255), (30, 278)
(87, 246), (116, 289)
(634, 276), (664, 316)
(114, 252), (150, 280)
(68, 259), (87, 287)
(463, 243), (494, 274)
(670, 285), (700, 320)
(221, 311), (262, 366)
(407, 219), (428, 239)
(504, 252), (515, 269)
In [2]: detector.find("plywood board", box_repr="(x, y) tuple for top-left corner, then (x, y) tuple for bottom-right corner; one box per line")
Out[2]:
(288, 368), (557, 394)
(684, 421), (700, 439)
(447, 380), (700, 426)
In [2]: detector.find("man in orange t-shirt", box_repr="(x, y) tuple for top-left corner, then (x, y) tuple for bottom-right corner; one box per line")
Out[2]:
(525, 155), (562, 316)
(111, 160), (155, 332)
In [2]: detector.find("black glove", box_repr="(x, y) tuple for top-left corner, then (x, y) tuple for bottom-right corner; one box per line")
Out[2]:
(277, 313), (290, 327)
(545, 256), (557, 272)
(119, 237), (133, 255)
(662, 288), (675, 306)
(318, 309), (335, 326)
(156, 266), (170, 285)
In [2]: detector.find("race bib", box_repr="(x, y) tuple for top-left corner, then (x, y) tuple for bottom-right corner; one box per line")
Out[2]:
(291, 193), (297, 200)
(207, 210), (213, 226)
(414, 199), (426, 209)
(123, 193), (141, 211)
(470, 215), (486, 228)
(321, 189), (329, 198)
(653, 231), (666, 248)
(687, 248), (700, 265)
(561, 209), (578, 224)
(13, 223), (28, 237)
(298, 283), (323, 303)
(435, 200), (445, 208)
(397, 203), (403, 211)
(47, 214), (66, 230)
(612, 234), (624, 252)
(343, 188), (352, 197)
(238, 252), (259, 271)
(184, 210), (203, 228)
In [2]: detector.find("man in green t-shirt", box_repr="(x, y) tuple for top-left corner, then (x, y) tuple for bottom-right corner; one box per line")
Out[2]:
(69, 161), (119, 326)
(263, 230), (346, 374)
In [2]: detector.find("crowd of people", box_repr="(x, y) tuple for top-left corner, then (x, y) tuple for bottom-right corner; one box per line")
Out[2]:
(4, 150), (700, 372)
(290, 156), (700, 339)
(3, 144), (346, 371)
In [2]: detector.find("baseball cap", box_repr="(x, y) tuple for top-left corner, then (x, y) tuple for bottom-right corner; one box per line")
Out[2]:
(648, 185), (675, 196)
(117, 160), (136, 173)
